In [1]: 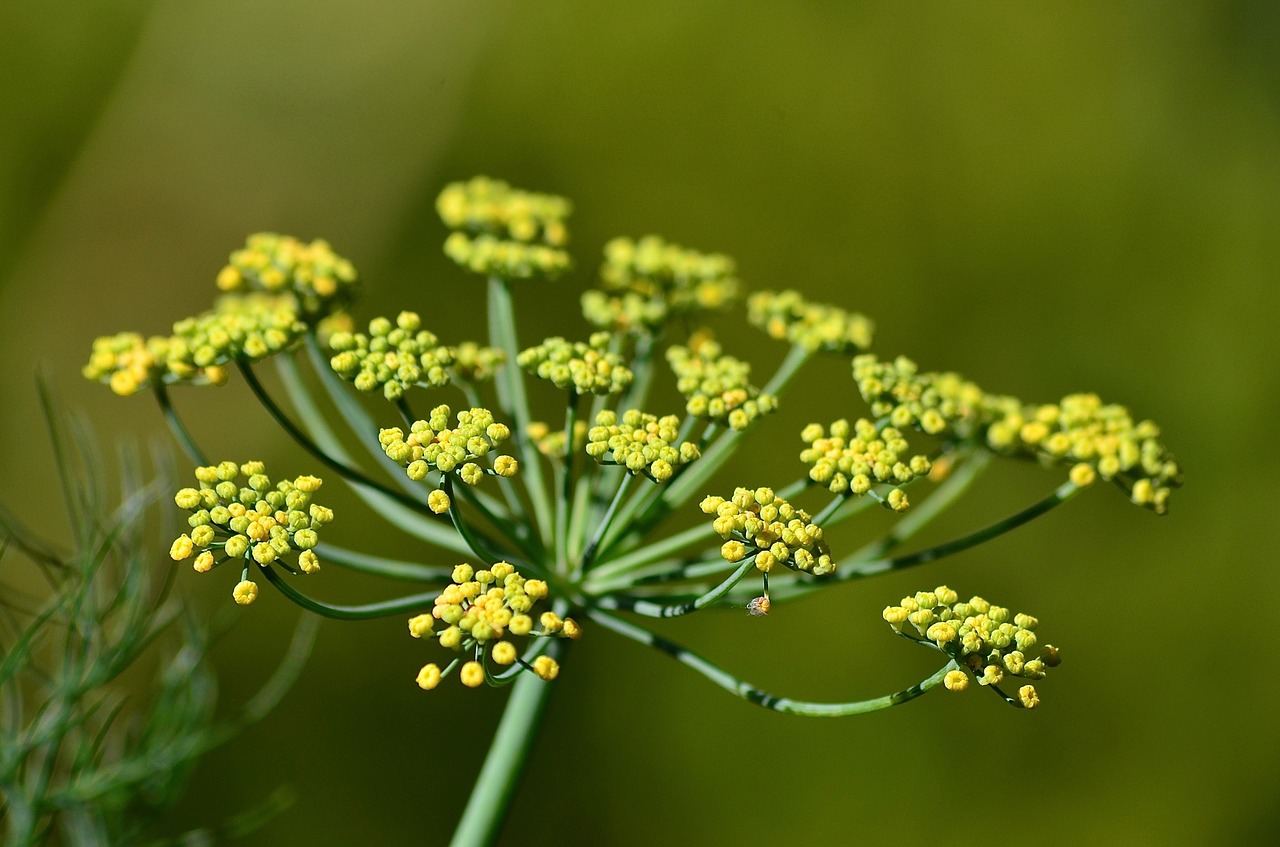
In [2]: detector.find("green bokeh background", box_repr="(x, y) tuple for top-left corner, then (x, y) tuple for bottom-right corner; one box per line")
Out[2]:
(2, 2), (1277, 844)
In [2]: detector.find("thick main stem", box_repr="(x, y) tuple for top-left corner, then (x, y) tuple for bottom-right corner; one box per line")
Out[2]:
(449, 644), (562, 847)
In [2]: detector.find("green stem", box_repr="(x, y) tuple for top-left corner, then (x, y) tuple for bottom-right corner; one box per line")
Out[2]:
(593, 555), (757, 617)
(760, 343), (812, 397)
(848, 450), (989, 562)
(580, 472), (637, 569)
(152, 384), (208, 466)
(724, 478), (1083, 606)
(449, 639), (564, 847)
(260, 565), (438, 620)
(315, 543), (452, 582)
(837, 477), (1081, 577)
(590, 610), (954, 716)
(237, 361), (425, 515)
(555, 394), (580, 575)
(488, 276), (553, 544)
(443, 477), (520, 568)
(586, 520), (714, 582)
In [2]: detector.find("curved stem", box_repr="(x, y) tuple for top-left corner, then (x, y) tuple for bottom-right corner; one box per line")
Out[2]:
(592, 555), (757, 617)
(260, 565), (439, 620)
(315, 543), (452, 582)
(723, 478), (1083, 607)
(590, 610), (954, 716)
(237, 360), (428, 515)
(848, 450), (989, 562)
(449, 639), (564, 847)
(152, 385), (207, 466)
(837, 477), (1081, 577)
(444, 478), (527, 569)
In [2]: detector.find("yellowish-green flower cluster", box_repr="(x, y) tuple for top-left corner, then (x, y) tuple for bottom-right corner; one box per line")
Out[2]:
(410, 562), (580, 690)
(216, 232), (358, 320)
(168, 462), (333, 605)
(83, 332), (228, 396)
(883, 586), (1059, 709)
(580, 289), (669, 333)
(379, 406), (518, 514)
(517, 333), (634, 396)
(169, 294), (307, 369)
(799, 418), (931, 511)
(852, 354), (1009, 438)
(987, 393), (1182, 514)
(581, 236), (739, 331)
(437, 176), (571, 280)
(700, 488), (834, 575)
(747, 290), (874, 354)
(328, 311), (455, 401)
(450, 341), (506, 383)
(526, 421), (588, 458)
(853, 354), (1183, 514)
(585, 410), (701, 482)
(666, 339), (778, 430)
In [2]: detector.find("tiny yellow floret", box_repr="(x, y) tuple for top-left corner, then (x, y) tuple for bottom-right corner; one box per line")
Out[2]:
(460, 660), (485, 688)
(943, 670), (969, 692)
(233, 579), (259, 605)
(532, 655), (560, 680)
(416, 663), (442, 690)
(408, 614), (434, 638)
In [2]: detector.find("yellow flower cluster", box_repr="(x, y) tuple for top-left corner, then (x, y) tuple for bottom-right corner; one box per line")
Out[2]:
(168, 462), (333, 605)
(799, 418), (931, 510)
(666, 339), (778, 430)
(853, 354), (1183, 514)
(410, 562), (580, 690)
(84, 295), (305, 396)
(747, 290), (874, 354)
(580, 289), (669, 333)
(581, 235), (739, 331)
(883, 586), (1059, 708)
(437, 176), (571, 280)
(700, 487), (834, 575)
(170, 294), (307, 368)
(585, 410), (701, 482)
(216, 232), (358, 320)
(517, 333), (634, 396)
(83, 332), (227, 396)
(379, 406), (518, 513)
(451, 341), (506, 384)
(526, 420), (589, 458)
(329, 311), (455, 401)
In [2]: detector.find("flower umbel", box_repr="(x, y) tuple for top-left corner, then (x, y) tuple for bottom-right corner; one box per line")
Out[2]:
(884, 586), (1060, 708)
(169, 462), (332, 604)
(412, 561), (579, 689)
(85, 174), (1181, 844)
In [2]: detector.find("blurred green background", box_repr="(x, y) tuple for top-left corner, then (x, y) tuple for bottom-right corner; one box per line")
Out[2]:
(2, 2), (1278, 844)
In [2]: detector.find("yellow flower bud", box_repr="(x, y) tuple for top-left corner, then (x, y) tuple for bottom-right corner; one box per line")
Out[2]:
(491, 641), (517, 665)
(460, 660), (485, 688)
(943, 670), (969, 692)
(233, 579), (259, 606)
(408, 614), (434, 638)
(416, 663), (442, 690)
(169, 535), (195, 561)
(532, 655), (559, 680)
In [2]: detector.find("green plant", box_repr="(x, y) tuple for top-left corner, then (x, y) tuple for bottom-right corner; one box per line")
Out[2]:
(0, 384), (317, 846)
(82, 176), (1181, 846)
